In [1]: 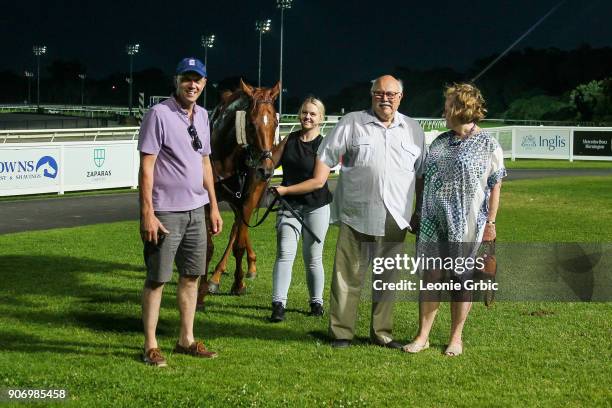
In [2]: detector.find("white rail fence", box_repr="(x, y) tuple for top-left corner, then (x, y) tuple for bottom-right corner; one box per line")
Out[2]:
(0, 104), (130, 116)
(0, 125), (610, 197)
(0, 118), (446, 144)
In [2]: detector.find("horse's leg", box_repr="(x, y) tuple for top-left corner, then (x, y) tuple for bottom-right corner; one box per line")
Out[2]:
(230, 222), (248, 295)
(245, 232), (257, 279)
(197, 204), (214, 308)
(231, 182), (266, 295)
(208, 221), (237, 294)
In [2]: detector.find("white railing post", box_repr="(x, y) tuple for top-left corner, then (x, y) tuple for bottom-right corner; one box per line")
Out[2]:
(511, 127), (517, 161)
(132, 140), (139, 190)
(569, 128), (574, 162)
(59, 144), (65, 195)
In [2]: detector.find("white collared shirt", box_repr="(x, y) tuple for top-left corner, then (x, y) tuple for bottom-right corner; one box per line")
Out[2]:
(318, 110), (426, 236)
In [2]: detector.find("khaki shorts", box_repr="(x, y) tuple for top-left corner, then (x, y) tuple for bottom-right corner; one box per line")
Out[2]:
(143, 206), (207, 283)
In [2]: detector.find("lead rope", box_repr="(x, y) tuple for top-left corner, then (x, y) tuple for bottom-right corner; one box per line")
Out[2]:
(240, 188), (321, 243)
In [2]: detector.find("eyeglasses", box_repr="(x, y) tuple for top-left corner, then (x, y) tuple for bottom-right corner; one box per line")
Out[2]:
(187, 124), (202, 151)
(372, 91), (401, 100)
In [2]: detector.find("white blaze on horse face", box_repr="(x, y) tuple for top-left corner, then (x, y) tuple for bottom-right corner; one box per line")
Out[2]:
(263, 114), (268, 126)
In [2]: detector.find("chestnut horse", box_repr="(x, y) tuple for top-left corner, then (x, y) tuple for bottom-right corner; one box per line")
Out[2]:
(197, 79), (280, 304)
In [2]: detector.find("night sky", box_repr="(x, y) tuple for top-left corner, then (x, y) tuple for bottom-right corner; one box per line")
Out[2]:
(2, 0), (611, 98)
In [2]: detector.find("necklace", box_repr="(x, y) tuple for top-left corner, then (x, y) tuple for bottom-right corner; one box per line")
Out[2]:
(449, 123), (477, 146)
(461, 122), (476, 138)
(468, 122), (476, 133)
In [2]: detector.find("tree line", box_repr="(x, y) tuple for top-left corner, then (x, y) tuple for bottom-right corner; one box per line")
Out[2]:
(1, 45), (611, 123)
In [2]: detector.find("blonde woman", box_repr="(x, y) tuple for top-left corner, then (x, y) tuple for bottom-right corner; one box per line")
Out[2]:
(269, 97), (332, 322)
(405, 83), (505, 356)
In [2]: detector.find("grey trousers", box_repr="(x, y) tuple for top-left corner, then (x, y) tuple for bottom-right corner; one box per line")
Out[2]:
(272, 204), (330, 306)
(329, 213), (407, 343)
(144, 206), (207, 283)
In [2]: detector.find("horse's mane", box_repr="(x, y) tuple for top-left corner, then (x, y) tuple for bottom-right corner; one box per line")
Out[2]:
(211, 91), (248, 128)
(209, 90), (251, 161)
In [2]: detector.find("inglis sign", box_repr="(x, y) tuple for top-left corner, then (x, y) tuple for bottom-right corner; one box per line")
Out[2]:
(515, 129), (570, 157)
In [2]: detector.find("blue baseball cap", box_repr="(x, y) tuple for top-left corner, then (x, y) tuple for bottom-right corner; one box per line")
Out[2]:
(176, 57), (207, 77)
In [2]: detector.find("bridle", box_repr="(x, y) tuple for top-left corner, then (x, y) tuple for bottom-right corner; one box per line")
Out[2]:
(244, 97), (276, 168)
(217, 96), (275, 205)
(245, 147), (273, 169)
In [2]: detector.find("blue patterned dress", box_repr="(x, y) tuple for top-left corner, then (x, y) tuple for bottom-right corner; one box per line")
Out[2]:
(418, 129), (506, 245)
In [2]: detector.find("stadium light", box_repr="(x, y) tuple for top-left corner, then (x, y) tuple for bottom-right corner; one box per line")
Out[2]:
(126, 43), (140, 115)
(277, 0), (292, 116)
(255, 19), (272, 87)
(24, 70), (34, 105)
(78, 74), (86, 106)
(32, 45), (47, 109)
(201, 34), (216, 109)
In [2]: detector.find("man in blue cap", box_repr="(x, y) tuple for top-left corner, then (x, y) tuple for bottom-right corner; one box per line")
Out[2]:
(138, 57), (223, 366)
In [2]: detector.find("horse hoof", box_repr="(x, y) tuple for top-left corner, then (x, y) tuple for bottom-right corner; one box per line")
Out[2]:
(246, 272), (257, 280)
(230, 285), (247, 296)
(207, 282), (220, 294)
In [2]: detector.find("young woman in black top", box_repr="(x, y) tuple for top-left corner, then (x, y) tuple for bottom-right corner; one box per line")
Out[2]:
(269, 97), (332, 322)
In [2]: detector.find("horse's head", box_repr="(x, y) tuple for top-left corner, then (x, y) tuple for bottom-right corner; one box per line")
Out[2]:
(240, 79), (280, 181)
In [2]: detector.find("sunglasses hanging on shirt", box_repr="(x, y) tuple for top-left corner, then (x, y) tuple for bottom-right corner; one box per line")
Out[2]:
(187, 124), (202, 151)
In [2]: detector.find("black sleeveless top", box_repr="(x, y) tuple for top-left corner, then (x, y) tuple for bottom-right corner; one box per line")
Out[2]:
(279, 131), (333, 211)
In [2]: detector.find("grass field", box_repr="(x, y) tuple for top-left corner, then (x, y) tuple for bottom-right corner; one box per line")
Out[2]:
(0, 176), (611, 407)
(505, 159), (612, 170)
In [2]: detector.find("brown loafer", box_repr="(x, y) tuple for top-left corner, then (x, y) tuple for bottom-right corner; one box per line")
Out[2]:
(142, 347), (167, 367)
(173, 341), (218, 359)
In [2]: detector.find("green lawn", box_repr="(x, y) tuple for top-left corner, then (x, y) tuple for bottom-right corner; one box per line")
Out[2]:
(0, 177), (611, 407)
(505, 159), (612, 169)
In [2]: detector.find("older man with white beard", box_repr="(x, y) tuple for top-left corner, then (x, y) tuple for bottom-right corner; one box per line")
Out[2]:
(285, 75), (426, 348)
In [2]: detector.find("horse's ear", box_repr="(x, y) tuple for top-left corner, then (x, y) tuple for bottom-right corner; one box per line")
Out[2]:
(240, 79), (254, 97)
(270, 81), (281, 100)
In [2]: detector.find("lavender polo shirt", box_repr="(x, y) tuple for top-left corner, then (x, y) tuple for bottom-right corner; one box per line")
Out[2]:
(137, 96), (212, 212)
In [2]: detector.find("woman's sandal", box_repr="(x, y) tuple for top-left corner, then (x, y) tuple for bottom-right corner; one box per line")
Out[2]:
(402, 340), (430, 353)
(444, 343), (463, 357)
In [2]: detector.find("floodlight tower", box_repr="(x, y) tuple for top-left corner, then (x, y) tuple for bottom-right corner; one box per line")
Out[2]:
(201, 34), (216, 109)
(24, 71), (34, 104)
(277, 0), (292, 117)
(126, 43), (140, 115)
(255, 19), (272, 87)
(32, 45), (47, 109)
(78, 74), (86, 106)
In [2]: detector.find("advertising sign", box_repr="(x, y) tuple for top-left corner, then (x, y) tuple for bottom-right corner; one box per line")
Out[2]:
(515, 128), (570, 158)
(0, 147), (61, 194)
(573, 131), (612, 157)
(62, 143), (136, 190)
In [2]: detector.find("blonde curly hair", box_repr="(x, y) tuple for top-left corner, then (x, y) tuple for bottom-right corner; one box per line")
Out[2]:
(444, 83), (487, 124)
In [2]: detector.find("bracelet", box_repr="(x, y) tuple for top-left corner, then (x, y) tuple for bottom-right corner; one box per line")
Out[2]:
(486, 220), (496, 225)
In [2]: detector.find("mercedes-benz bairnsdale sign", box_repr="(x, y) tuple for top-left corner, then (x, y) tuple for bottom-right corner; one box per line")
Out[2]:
(573, 131), (612, 157)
